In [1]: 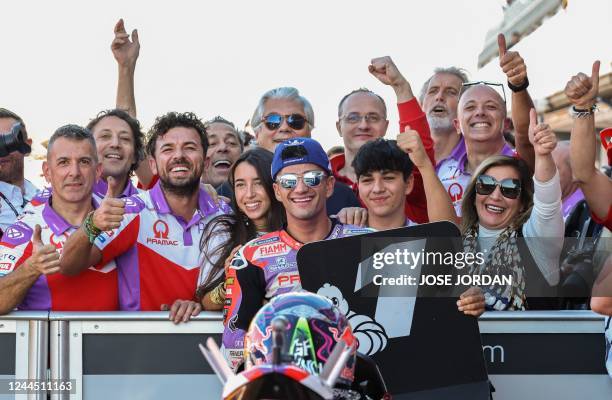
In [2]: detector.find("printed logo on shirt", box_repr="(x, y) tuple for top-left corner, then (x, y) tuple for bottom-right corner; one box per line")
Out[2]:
(123, 197), (139, 208)
(253, 236), (281, 247)
(49, 232), (68, 251)
(276, 272), (301, 287)
(268, 257), (295, 273)
(4, 227), (25, 240)
(0, 262), (11, 271)
(253, 242), (290, 260)
(153, 220), (169, 239)
(448, 182), (464, 203)
(145, 219), (178, 246)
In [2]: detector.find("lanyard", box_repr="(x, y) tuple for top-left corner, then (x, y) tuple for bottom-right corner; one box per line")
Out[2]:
(0, 190), (20, 218)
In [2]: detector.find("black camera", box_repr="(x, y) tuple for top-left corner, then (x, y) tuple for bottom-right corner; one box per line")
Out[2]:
(0, 122), (31, 157)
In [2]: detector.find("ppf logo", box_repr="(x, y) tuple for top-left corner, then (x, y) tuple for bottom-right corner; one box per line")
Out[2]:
(147, 220), (178, 246)
(5, 228), (24, 240)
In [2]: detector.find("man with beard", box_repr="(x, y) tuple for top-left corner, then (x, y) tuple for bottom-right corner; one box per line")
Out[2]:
(0, 109), (38, 235)
(60, 112), (229, 323)
(419, 67), (468, 163)
(202, 116), (243, 189)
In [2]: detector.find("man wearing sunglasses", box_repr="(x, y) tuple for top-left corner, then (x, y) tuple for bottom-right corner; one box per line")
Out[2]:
(222, 138), (371, 368)
(436, 34), (536, 216)
(249, 86), (360, 215)
(0, 109), (38, 238)
(332, 56), (434, 224)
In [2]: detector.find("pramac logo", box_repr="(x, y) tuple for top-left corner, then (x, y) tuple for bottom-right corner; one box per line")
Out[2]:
(146, 220), (178, 246)
(153, 220), (169, 239)
(49, 232), (68, 251)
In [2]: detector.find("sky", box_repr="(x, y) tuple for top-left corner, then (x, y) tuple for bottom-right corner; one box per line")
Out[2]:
(1, 0), (610, 188)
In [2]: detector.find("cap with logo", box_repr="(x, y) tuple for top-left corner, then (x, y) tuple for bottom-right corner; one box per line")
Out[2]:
(271, 138), (331, 180)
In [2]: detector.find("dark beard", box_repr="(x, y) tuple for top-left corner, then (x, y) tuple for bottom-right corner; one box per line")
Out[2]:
(0, 156), (24, 185)
(160, 176), (200, 197)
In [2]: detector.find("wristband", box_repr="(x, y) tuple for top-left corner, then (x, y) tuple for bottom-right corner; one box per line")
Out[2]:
(507, 77), (529, 92)
(570, 104), (597, 119)
(83, 211), (102, 244)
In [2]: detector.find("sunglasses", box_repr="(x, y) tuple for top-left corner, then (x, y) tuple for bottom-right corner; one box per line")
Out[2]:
(462, 81), (507, 104)
(262, 113), (308, 131)
(277, 171), (326, 189)
(475, 174), (521, 199)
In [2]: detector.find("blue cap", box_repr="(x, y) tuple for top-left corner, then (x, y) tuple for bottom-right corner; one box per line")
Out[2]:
(271, 138), (331, 180)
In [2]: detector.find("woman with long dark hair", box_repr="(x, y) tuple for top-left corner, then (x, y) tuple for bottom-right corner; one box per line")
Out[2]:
(197, 149), (285, 310)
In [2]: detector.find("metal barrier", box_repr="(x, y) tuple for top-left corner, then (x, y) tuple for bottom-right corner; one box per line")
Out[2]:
(1, 311), (612, 399)
(481, 311), (612, 399)
(0, 312), (49, 400)
(48, 312), (224, 400)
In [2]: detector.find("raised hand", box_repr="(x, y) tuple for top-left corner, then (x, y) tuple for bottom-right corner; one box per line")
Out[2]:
(396, 126), (429, 169)
(498, 33), (527, 88)
(368, 56), (407, 87)
(111, 18), (140, 69)
(564, 61), (600, 109)
(528, 109), (557, 156)
(26, 225), (60, 276)
(93, 176), (126, 231)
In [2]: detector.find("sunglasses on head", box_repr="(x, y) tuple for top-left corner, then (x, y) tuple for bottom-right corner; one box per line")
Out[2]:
(262, 113), (308, 131)
(462, 81), (507, 104)
(277, 170), (326, 189)
(475, 174), (521, 199)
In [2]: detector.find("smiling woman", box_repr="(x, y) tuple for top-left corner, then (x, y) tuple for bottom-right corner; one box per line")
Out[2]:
(197, 149), (285, 311)
(458, 110), (564, 313)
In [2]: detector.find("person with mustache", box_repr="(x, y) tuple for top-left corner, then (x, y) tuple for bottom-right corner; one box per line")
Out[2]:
(60, 112), (230, 323)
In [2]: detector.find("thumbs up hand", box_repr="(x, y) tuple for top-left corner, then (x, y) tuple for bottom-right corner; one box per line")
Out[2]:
(564, 61), (600, 109)
(93, 176), (126, 231)
(498, 33), (528, 88)
(397, 126), (429, 169)
(528, 108), (557, 156)
(26, 225), (60, 276)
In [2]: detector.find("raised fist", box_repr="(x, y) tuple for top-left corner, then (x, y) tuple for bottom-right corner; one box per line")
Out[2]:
(369, 56), (407, 88)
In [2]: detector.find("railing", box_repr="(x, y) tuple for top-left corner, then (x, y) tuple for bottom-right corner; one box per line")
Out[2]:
(1, 311), (610, 399)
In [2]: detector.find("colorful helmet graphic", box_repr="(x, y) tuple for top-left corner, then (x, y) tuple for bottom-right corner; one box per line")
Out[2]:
(244, 292), (357, 387)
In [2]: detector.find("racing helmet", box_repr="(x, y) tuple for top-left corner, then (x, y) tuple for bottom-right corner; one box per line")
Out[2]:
(244, 292), (357, 387)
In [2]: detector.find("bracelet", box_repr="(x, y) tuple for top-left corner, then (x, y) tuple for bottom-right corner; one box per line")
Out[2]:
(83, 211), (102, 244)
(570, 104), (597, 119)
(507, 77), (529, 92)
(209, 281), (226, 305)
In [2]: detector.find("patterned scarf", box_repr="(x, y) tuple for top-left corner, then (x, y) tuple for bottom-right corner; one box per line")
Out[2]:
(463, 224), (527, 311)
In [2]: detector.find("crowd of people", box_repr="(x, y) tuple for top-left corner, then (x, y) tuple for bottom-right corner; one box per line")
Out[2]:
(0, 19), (610, 377)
